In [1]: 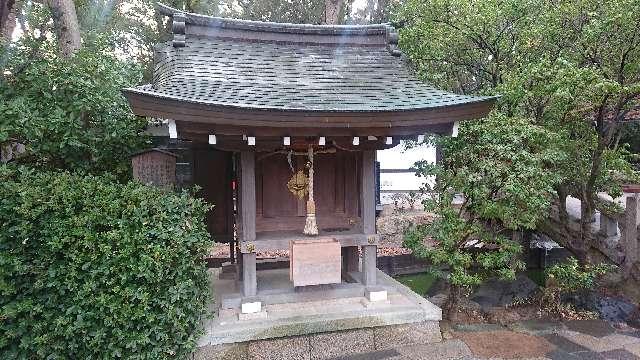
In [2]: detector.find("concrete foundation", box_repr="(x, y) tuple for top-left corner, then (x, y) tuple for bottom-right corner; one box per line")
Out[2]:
(193, 321), (441, 360)
(198, 267), (442, 348)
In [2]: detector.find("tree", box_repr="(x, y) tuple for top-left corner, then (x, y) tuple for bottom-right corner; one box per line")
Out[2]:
(46, 0), (81, 57)
(0, 32), (147, 179)
(234, 0), (326, 24)
(324, 0), (342, 24)
(404, 114), (563, 319)
(1, 0), (17, 41)
(397, 0), (640, 262)
(348, 0), (395, 24)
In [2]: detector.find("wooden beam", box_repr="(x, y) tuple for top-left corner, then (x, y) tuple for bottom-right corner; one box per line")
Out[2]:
(170, 117), (458, 137)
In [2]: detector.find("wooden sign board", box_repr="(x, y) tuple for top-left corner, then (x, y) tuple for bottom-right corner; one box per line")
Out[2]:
(131, 148), (177, 189)
(290, 238), (341, 287)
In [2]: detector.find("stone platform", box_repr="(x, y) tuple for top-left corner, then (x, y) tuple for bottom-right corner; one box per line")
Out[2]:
(197, 267), (442, 349)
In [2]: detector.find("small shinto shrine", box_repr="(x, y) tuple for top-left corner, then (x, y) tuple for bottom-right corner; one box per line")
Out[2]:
(124, 4), (495, 347)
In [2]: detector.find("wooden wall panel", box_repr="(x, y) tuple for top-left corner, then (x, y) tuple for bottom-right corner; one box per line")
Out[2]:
(314, 153), (337, 214)
(255, 150), (362, 234)
(260, 153), (298, 218)
(344, 152), (360, 220)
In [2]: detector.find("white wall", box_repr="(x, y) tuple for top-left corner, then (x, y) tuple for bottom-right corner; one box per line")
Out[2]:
(377, 141), (436, 205)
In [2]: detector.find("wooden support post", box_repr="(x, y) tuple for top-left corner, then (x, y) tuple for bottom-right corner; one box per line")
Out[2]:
(240, 151), (256, 242)
(238, 243), (243, 278)
(361, 150), (376, 235)
(362, 245), (377, 286)
(623, 195), (638, 277)
(240, 151), (257, 296)
(360, 150), (377, 285)
(342, 246), (359, 273)
(242, 252), (257, 296)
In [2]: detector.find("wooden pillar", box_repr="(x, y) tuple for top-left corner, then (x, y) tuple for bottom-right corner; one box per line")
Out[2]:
(362, 245), (377, 286)
(361, 150), (376, 235)
(361, 150), (377, 285)
(240, 151), (257, 296)
(240, 151), (256, 242)
(623, 195), (638, 277)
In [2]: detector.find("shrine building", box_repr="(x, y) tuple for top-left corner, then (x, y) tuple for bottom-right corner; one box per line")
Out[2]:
(124, 3), (495, 347)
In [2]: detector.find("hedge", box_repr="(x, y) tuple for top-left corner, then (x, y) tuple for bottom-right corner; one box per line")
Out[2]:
(0, 166), (212, 359)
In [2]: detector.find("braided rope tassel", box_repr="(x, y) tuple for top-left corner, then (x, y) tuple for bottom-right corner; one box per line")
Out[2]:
(303, 144), (318, 235)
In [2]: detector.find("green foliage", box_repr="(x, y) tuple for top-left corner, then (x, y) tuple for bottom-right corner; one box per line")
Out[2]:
(404, 114), (560, 296)
(499, 57), (639, 198)
(546, 257), (614, 293)
(0, 34), (148, 179)
(540, 257), (615, 316)
(234, 0), (326, 23)
(397, 0), (539, 93)
(397, 0), (640, 257)
(0, 165), (212, 359)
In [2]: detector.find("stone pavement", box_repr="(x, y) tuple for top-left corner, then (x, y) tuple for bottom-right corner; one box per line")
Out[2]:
(334, 319), (640, 360)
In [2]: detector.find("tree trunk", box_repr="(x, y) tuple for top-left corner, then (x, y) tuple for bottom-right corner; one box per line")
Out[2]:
(374, 0), (386, 22)
(46, 0), (81, 57)
(444, 284), (462, 322)
(324, 0), (343, 25)
(1, 0), (16, 41)
(576, 190), (592, 264)
(556, 185), (569, 224)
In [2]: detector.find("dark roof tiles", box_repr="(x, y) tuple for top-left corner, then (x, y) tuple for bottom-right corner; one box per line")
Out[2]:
(128, 37), (492, 112)
(124, 4), (494, 113)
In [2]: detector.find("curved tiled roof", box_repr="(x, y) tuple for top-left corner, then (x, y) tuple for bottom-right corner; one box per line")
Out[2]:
(124, 4), (495, 113)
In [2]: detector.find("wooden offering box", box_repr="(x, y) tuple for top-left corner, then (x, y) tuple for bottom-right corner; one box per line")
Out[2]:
(290, 238), (341, 287)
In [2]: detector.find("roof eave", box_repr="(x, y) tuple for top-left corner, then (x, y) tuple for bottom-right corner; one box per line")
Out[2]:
(122, 88), (496, 138)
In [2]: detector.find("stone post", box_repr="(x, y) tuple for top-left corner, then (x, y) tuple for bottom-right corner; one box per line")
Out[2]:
(361, 244), (377, 286)
(623, 195), (638, 277)
(242, 252), (257, 297)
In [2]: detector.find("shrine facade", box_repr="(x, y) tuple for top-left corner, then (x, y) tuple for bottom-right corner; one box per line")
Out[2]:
(124, 3), (495, 345)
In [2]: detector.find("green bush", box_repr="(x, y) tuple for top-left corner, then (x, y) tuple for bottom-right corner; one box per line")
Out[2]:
(0, 166), (212, 359)
(540, 257), (615, 316)
(546, 257), (614, 293)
